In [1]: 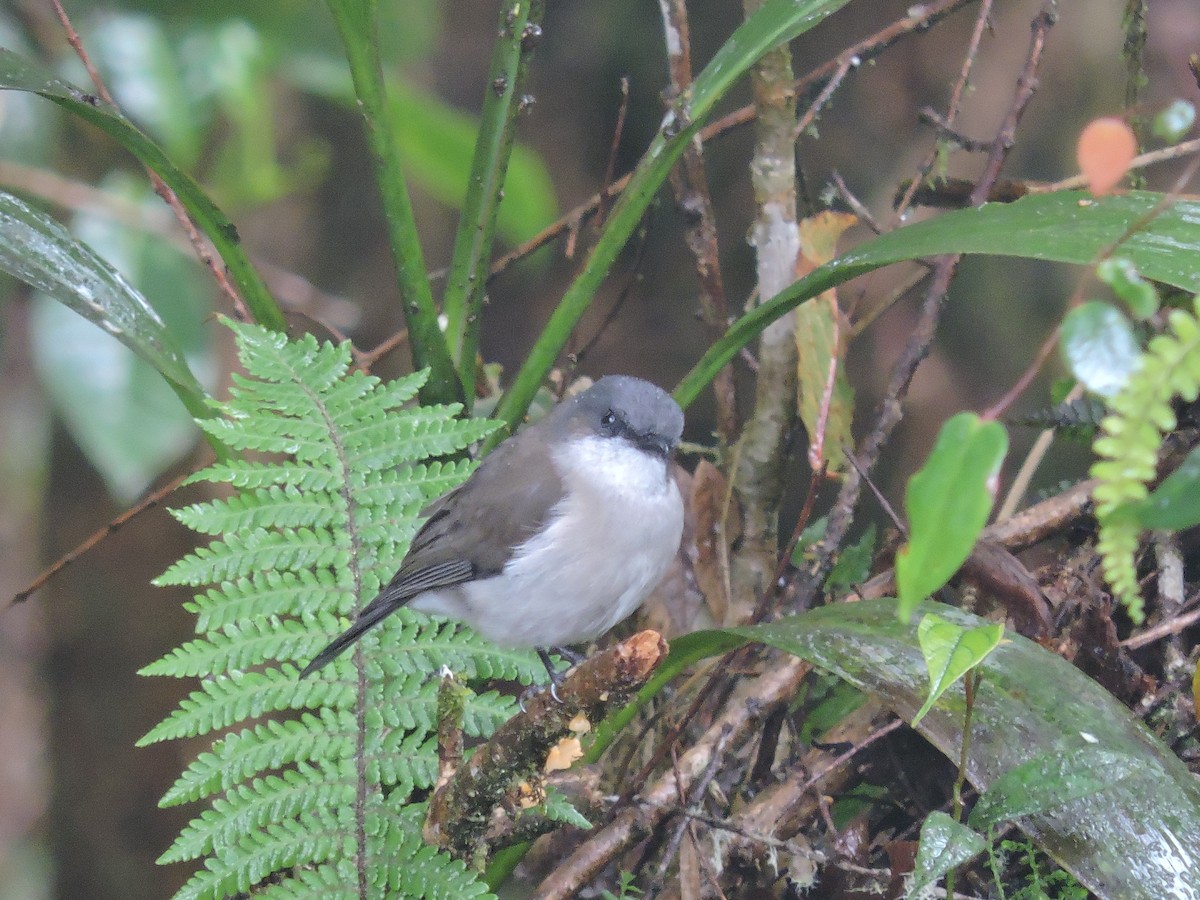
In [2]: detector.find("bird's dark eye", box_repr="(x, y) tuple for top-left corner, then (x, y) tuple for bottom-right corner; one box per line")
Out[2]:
(601, 410), (616, 428)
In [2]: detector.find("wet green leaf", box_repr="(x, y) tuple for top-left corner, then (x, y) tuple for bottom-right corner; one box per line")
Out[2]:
(896, 413), (1008, 619)
(0, 190), (208, 417)
(1060, 301), (1141, 397)
(1097, 257), (1158, 320)
(1125, 444), (1200, 531)
(969, 748), (1140, 832)
(0, 47), (284, 330)
(908, 812), (987, 897)
(676, 191), (1200, 410)
(613, 600), (1200, 897)
(911, 615), (1003, 727)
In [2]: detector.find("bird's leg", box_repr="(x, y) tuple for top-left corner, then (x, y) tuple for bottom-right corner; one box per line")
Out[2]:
(534, 648), (567, 704)
(520, 647), (588, 709)
(550, 645), (586, 666)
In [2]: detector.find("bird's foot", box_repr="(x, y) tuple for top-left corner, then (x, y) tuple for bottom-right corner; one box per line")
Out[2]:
(518, 647), (579, 710)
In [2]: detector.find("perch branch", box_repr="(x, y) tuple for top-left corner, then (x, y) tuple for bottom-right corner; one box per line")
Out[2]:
(424, 631), (668, 862)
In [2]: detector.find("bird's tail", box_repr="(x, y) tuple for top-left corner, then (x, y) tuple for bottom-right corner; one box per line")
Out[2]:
(299, 598), (400, 678)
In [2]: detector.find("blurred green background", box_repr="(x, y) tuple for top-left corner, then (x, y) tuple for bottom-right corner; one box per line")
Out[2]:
(0, 0), (1195, 896)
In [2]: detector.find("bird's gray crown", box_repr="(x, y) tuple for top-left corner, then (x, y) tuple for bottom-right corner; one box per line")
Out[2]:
(557, 375), (684, 456)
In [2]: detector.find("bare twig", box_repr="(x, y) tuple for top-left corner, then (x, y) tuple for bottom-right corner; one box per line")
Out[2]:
(893, 0), (996, 220)
(0, 160), (356, 325)
(11, 468), (193, 605)
(643, 726), (731, 900)
(1122, 594), (1200, 650)
(660, 0), (738, 444)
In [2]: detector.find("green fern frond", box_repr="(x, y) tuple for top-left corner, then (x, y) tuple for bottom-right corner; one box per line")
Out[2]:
(161, 710), (352, 807)
(161, 761), (355, 864)
(140, 617), (322, 677)
(186, 570), (341, 633)
(173, 808), (346, 900)
(1091, 295), (1200, 622)
(142, 320), (517, 897)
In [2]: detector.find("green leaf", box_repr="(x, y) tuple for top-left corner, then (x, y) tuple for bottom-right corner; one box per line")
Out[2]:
(1153, 99), (1196, 144)
(675, 191), (1200, 409)
(968, 748), (1140, 832)
(86, 13), (206, 167)
(895, 413), (1008, 619)
(0, 48), (285, 332)
(1097, 257), (1158, 320)
(827, 524), (876, 593)
(30, 296), (199, 501)
(908, 811), (987, 898)
(1125, 444), (1200, 530)
(911, 614), (1003, 727)
(283, 58), (556, 245)
(142, 321), (508, 895)
(0, 190), (210, 426)
(1060, 301), (1142, 397)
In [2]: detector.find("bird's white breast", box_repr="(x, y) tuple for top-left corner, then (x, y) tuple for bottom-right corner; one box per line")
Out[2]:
(411, 434), (684, 648)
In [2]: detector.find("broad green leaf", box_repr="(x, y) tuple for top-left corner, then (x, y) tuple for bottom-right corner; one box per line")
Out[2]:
(283, 57), (556, 246)
(0, 190), (209, 420)
(969, 748), (1140, 832)
(607, 600), (1200, 897)
(908, 811), (987, 898)
(30, 295), (198, 501)
(1153, 100), (1196, 144)
(85, 13), (205, 167)
(911, 614), (1003, 726)
(1060, 301), (1141, 397)
(1097, 257), (1158, 320)
(676, 191), (1200, 409)
(1125, 444), (1200, 530)
(0, 47), (285, 331)
(0, 18), (55, 165)
(895, 413), (1008, 619)
(204, 20), (328, 206)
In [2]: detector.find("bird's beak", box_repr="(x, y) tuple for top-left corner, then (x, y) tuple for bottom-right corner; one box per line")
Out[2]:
(637, 433), (674, 458)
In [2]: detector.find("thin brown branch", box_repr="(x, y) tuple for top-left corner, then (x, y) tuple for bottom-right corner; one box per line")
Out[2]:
(0, 160), (355, 324)
(642, 725), (732, 900)
(595, 77), (631, 232)
(487, 0), (978, 283)
(661, 0), (738, 445)
(49, 0), (250, 320)
(10, 468), (193, 605)
(894, 0), (995, 219)
(725, 700), (899, 876)
(968, 4), (1056, 209)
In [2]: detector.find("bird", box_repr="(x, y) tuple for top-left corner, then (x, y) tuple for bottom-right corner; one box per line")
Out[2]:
(300, 375), (686, 683)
